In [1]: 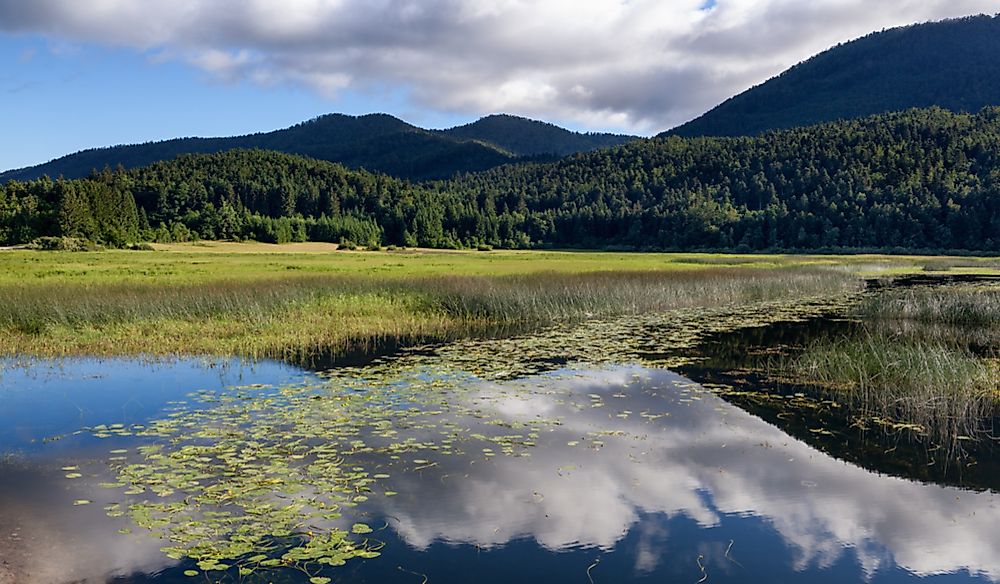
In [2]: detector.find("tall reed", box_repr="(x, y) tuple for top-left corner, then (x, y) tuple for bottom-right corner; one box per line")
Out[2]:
(859, 286), (1000, 327)
(0, 267), (858, 357)
(791, 330), (999, 443)
(425, 268), (854, 324)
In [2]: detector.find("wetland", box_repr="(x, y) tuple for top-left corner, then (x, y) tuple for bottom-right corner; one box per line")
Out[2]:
(2, 248), (1000, 584)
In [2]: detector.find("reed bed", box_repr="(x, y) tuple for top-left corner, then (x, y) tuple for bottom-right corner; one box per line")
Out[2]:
(0, 266), (857, 358)
(790, 330), (999, 443)
(428, 268), (855, 324)
(858, 286), (1000, 327)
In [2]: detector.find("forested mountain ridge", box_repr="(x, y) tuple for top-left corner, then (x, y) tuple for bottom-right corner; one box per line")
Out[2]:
(0, 113), (636, 184)
(439, 114), (636, 157)
(441, 107), (1000, 251)
(4, 108), (1000, 252)
(667, 14), (1000, 138)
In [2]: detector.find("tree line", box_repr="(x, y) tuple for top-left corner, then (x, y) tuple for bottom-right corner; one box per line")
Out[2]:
(3, 107), (1000, 252)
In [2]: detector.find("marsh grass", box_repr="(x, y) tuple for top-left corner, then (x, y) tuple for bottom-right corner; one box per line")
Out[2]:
(772, 283), (1000, 446)
(790, 330), (999, 444)
(859, 286), (1000, 327)
(920, 258), (1000, 272)
(0, 265), (857, 358)
(428, 268), (854, 323)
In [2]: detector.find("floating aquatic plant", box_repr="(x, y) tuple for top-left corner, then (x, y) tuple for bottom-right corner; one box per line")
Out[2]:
(86, 289), (861, 581)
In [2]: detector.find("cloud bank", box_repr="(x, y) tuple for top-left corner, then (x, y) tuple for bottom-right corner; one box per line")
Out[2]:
(0, 0), (997, 132)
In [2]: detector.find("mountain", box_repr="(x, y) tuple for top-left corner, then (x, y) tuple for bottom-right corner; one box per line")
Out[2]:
(0, 113), (637, 184)
(441, 107), (1000, 251)
(667, 14), (1000, 138)
(439, 114), (635, 157)
(6, 108), (1000, 252)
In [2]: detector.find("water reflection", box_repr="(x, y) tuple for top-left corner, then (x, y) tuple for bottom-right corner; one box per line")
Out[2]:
(360, 367), (1000, 581)
(0, 461), (170, 583)
(1, 359), (998, 583)
(0, 358), (308, 584)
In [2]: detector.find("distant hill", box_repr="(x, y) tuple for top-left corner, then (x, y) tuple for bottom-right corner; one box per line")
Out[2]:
(0, 113), (637, 183)
(667, 14), (1000, 137)
(439, 114), (635, 157)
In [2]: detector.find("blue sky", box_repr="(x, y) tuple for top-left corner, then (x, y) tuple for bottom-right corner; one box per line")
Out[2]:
(0, 34), (471, 171)
(1, 1), (996, 172)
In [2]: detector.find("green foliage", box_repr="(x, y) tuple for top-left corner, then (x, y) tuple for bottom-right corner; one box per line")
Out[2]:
(670, 15), (1000, 137)
(6, 107), (1000, 251)
(1, 173), (139, 247)
(28, 236), (103, 252)
(443, 107), (1000, 251)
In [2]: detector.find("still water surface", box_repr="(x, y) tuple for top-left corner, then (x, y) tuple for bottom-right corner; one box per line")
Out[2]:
(0, 351), (997, 584)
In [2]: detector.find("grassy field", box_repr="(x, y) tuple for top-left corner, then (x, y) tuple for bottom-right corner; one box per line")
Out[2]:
(5, 241), (998, 285)
(3, 243), (999, 359)
(0, 243), (882, 358)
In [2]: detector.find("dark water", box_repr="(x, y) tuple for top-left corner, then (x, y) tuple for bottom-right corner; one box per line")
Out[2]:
(2, 353), (998, 584)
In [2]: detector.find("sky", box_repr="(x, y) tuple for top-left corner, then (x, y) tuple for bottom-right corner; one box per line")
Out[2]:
(1, 0), (998, 171)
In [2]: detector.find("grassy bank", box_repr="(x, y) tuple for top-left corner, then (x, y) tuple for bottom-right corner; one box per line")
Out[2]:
(0, 245), (865, 358)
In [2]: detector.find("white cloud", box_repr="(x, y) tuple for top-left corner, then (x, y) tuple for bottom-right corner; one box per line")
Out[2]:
(0, 0), (996, 133)
(374, 367), (1000, 579)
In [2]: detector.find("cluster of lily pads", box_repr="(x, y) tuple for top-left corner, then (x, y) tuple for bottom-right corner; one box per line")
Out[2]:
(81, 288), (862, 582)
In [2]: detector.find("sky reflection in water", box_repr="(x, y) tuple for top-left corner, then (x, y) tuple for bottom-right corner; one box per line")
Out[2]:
(0, 359), (997, 583)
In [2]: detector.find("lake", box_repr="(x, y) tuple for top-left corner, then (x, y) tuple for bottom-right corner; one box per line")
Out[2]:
(1, 304), (998, 584)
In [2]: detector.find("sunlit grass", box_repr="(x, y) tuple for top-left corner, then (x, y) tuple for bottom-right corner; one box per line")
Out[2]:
(5, 244), (991, 287)
(5, 243), (995, 359)
(0, 250), (859, 358)
(790, 331), (999, 443)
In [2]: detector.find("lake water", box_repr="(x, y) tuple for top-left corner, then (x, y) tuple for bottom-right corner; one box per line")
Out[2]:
(2, 315), (999, 583)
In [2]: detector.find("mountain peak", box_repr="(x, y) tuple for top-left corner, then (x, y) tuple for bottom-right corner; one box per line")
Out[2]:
(441, 113), (636, 156)
(666, 14), (1000, 137)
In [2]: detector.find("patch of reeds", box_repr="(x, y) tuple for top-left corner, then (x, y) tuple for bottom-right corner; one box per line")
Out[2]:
(790, 331), (999, 443)
(0, 267), (858, 358)
(920, 258), (1000, 272)
(0, 276), (377, 334)
(858, 286), (1000, 327)
(416, 268), (856, 324)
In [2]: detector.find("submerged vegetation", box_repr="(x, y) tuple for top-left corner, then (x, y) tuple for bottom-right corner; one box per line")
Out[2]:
(5, 247), (1000, 582)
(68, 278), (867, 582)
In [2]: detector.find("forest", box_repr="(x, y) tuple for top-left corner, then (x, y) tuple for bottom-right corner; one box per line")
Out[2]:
(3, 107), (1000, 252)
(669, 14), (1000, 137)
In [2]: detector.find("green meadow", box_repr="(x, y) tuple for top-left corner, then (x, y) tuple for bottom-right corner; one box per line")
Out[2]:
(0, 243), (870, 357)
(3, 242), (999, 359)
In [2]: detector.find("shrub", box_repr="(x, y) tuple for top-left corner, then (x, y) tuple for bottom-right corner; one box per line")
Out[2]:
(29, 237), (103, 252)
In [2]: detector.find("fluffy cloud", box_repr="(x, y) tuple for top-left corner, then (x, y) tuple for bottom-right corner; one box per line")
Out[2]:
(376, 367), (1000, 579)
(0, 0), (997, 132)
